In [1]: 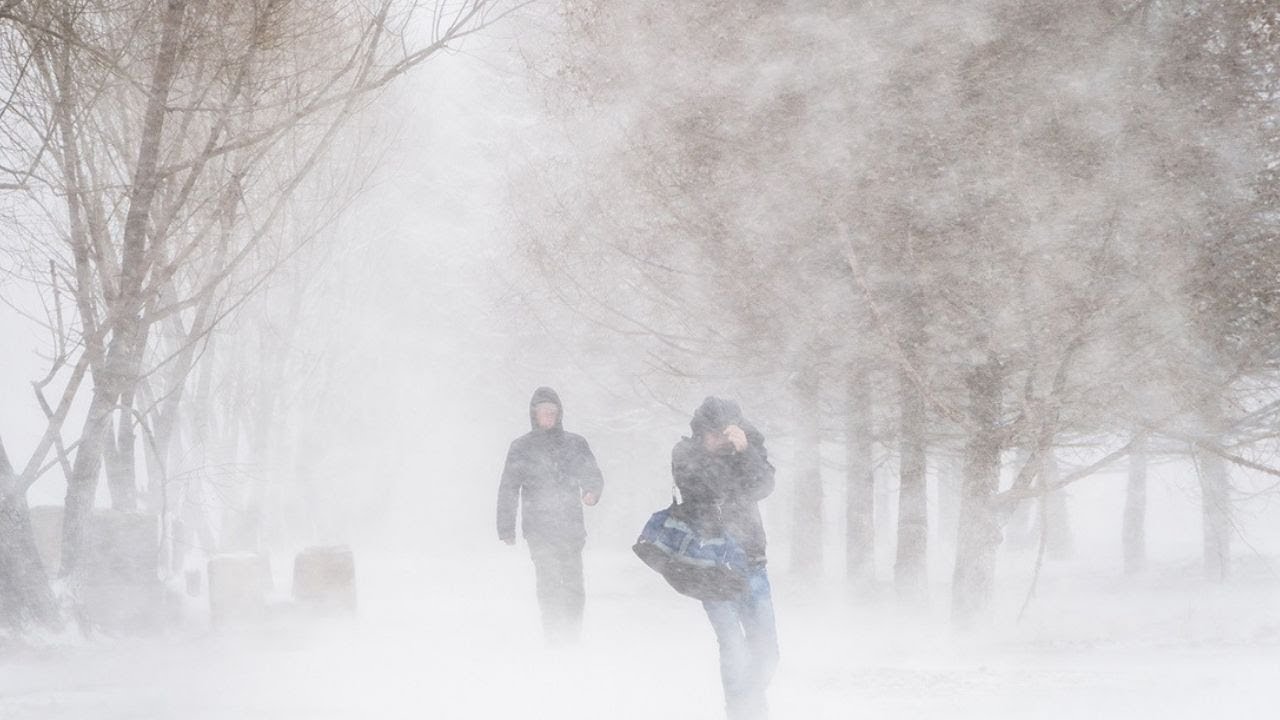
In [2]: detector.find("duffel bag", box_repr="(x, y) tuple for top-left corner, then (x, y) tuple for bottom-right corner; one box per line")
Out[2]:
(632, 500), (749, 602)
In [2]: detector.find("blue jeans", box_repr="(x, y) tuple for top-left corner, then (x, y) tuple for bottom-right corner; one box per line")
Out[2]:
(702, 567), (778, 719)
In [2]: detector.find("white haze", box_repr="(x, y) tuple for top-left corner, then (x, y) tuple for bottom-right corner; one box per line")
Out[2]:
(2, 4), (1279, 720)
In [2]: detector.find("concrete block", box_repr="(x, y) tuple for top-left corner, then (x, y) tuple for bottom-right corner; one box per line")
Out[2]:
(185, 568), (203, 597)
(86, 510), (159, 585)
(82, 582), (164, 634)
(28, 507), (164, 634)
(292, 545), (356, 612)
(208, 553), (269, 625)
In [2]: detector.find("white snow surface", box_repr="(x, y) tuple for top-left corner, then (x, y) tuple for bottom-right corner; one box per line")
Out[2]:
(3, 548), (1277, 720)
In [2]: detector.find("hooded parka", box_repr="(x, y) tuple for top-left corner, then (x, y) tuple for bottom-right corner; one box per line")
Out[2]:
(671, 396), (776, 563)
(497, 387), (604, 546)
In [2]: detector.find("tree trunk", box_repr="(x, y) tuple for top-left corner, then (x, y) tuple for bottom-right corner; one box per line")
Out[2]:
(0, 440), (62, 630)
(118, 389), (140, 509)
(63, 313), (150, 574)
(106, 305), (151, 512)
(63, 326), (149, 575)
(874, 467), (893, 569)
(845, 366), (875, 586)
(1041, 452), (1074, 561)
(102, 413), (125, 504)
(104, 390), (139, 512)
(951, 358), (1003, 626)
(1122, 435), (1147, 575)
(1003, 447), (1036, 551)
(182, 345), (219, 559)
(1198, 447), (1231, 582)
(894, 364), (928, 600)
(790, 367), (824, 577)
(61, 0), (187, 577)
(937, 455), (961, 556)
(0, 494), (62, 630)
(61, 384), (117, 576)
(223, 321), (283, 552)
(1196, 396), (1231, 582)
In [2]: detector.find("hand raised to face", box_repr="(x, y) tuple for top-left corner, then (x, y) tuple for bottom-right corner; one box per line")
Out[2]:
(722, 424), (748, 453)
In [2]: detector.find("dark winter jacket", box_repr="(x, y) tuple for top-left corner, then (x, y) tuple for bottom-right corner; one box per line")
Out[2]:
(497, 387), (604, 546)
(672, 397), (775, 563)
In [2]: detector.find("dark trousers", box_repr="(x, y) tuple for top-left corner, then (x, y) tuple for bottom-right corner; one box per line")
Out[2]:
(528, 539), (585, 643)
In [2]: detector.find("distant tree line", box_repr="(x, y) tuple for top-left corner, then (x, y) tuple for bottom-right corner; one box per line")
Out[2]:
(513, 0), (1280, 623)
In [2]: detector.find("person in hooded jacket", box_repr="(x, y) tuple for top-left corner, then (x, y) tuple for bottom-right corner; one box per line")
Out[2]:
(673, 396), (778, 720)
(497, 387), (604, 642)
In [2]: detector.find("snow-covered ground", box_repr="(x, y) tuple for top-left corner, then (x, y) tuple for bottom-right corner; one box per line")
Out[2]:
(3, 548), (1277, 719)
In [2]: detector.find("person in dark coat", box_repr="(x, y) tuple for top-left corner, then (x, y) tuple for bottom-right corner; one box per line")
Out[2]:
(672, 396), (778, 720)
(497, 387), (603, 642)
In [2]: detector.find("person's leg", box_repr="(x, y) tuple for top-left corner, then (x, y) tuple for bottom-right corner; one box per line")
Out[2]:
(703, 598), (750, 717)
(545, 542), (584, 642)
(740, 568), (779, 716)
(559, 543), (585, 640)
(528, 542), (559, 639)
(530, 540), (584, 643)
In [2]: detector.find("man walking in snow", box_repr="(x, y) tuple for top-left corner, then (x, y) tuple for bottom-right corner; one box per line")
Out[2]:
(497, 387), (604, 643)
(673, 396), (778, 720)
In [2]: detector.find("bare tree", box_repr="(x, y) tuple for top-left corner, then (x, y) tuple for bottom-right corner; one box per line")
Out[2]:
(0, 0), (515, 628)
(518, 0), (1275, 626)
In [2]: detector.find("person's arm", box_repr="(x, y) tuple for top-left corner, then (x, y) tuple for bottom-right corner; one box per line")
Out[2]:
(734, 421), (776, 501)
(672, 441), (715, 505)
(575, 436), (603, 506)
(497, 441), (522, 543)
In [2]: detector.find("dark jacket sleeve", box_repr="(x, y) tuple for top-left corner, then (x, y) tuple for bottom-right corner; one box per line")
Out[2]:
(737, 442), (776, 502)
(497, 440), (522, 541)
(573, 436), (604, 499)
(672, 441), (731, 537)
(734, 419), (775, 501)
(672, 441), (714, 505)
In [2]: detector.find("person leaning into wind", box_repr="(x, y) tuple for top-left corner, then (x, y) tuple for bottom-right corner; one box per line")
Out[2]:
(672, 396), (779, 720)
